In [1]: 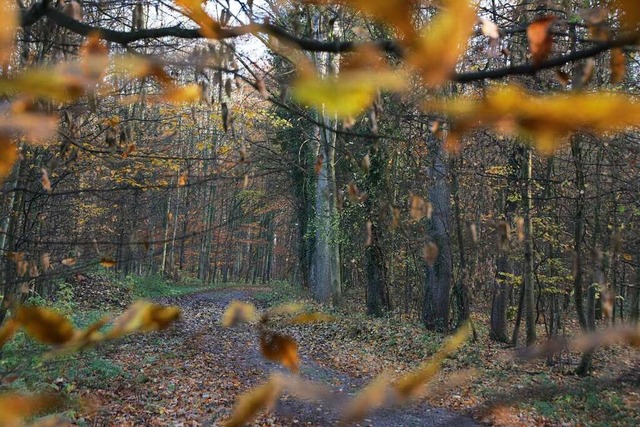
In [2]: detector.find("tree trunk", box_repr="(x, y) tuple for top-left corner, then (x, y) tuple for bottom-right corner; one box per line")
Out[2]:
(523, 147), (536, 346)
(423, 134), (452, 332)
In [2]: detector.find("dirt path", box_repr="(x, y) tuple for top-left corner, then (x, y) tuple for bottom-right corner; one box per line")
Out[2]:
(87, 288), (479, 426)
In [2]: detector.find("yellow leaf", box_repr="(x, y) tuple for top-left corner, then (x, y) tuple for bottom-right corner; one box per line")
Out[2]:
(0, 67), (87, 101)
(0, 137), (17, 182)
(224, 375), (283, 427)
(260, 332), (300, 373)
(408, 0), (476, 86)
(0, 0), (18, 66)
(0, 393), (61, 426)
(15, 306), (77, 345)
(292, 70), (405, 118)
(342, 372), (391, 423)
(394, 322), (470, 399)
(106, 301), (180, 339)
(221, 301), (259, 327)
(175, 0), (222, 39)
(161, 84), (202, 104)
(424, 84), (640, 155)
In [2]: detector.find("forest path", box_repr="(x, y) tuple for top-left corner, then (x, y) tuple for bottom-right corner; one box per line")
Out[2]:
(88, 287), (479, 426)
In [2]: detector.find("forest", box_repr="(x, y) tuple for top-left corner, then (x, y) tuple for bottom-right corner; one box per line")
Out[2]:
(0, 0), (639, 426)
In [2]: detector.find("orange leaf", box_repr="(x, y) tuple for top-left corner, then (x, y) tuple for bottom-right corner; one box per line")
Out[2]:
(0, 0), (18, 66)
(175, 0), (222, 39)
(41, 168), (52, 193)
(260, 332), (300, 373)
(614, 0), (640, 30)
(61, 257), (76, 267)
(0, 137), (17, 182)
(0, 393), (61, 426)
(100, 257), (117, 268)
(527, 16), (555, 66)
(15, 306), (76, 345)
(408, 0), (476, 86)
(611, 48), (625, 84)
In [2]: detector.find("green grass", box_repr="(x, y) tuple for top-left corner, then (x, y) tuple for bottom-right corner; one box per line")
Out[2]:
(253, 280), (308, 305)
(127, 274), (208, 299)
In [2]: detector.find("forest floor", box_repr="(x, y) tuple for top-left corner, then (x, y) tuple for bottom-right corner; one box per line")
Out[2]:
(80, 287), (478, 426)
(1, 276), (639, 426)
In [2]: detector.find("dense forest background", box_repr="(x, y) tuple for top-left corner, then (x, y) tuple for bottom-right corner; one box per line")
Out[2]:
(0, 0), (639, 425)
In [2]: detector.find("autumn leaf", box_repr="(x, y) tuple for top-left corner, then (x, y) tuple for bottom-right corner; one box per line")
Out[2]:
(0, 0), (18, 66)
(611, 48), (625, 84)
(260, 332), (300, 373)
(61, 257), (76, 267)
(41, 168), (52, 193)
(422, 242), (439, 267)
(15, 306), (76, 345)
(408, 0), (476, 86)
(161, 83), (202, 104)
(292, 70), (405, 118)
(480, 18), (500, 39)
(80, 33), (109, 82)
(175, 0), (222, 39)
(106, 301), (180, 338)
(423, 84), (640, 155)
(613, 0), (640, 31)
(342, 372), (391, 423)
(224, 375), (283, 427)
(221, 300), (259, 327)
(409, 195), (430, 221)
(0, 67), (87, 102)
(100, 257), (117, 268)
(0, 393), (62, 426)
(178, 172), (188, 186)
(527, 16), (555, 66)
(0, 137), (17, 182)
(394, 322), (470, 399)
(0, 111), (58, 143)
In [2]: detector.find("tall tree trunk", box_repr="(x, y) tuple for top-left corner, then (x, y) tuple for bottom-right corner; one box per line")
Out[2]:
(423, 134), (452, 331)
(523, 147), (536, 346)
(308, 15), (341, 305)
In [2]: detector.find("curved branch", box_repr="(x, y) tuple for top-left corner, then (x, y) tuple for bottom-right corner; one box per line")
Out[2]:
(454, 32), (640, 83)
(19, 1), (639, 84)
